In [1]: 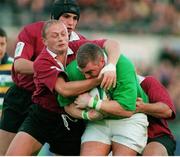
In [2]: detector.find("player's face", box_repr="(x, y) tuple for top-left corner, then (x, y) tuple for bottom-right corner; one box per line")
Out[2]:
(80, 58), (105, 79)
(44, 23), (69, 54)
(58, 13), (78, 35)
(0, 36), (7, 60)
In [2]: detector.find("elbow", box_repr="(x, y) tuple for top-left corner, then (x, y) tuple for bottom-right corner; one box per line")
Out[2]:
(58, 89), (72, 97)
(114, 101), (134, 118)
(122, 111), (134, 118)
(108, 39), (119, 45)
(163, 109), (173, 118)
(160, 102), (173, 118)
(14, 60), (21, 73)
(115, 110), (134, 118)
(104, 39), (119, 48)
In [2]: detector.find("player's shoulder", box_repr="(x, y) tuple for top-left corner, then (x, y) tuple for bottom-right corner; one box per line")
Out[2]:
(22, 21), (45, 32)
(25, 21), (45, 27)
(143, 76), (159, 84)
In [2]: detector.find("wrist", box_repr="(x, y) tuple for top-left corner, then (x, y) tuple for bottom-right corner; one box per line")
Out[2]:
(88, 97), (102, 111)
(81, 110), (90, 120)
(101, 63), (116, 74)
(108, 63), (116, 69)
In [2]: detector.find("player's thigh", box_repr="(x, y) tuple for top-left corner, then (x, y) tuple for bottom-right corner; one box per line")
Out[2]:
(143, 141), (168, 156)
(6, 131), (42, 156)
(111, 113), (148, 154)
(145, 135), (176, 156)
(81, 120), (111, 155)
(81, 141), (111, 156)
(0, 129), (16, 155)
(112, 141), (137, 156)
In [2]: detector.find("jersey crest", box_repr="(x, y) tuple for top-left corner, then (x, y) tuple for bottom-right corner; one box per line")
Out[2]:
(14, 42), (25, 58)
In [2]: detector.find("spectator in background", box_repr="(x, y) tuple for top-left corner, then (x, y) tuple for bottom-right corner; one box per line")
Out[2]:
(0, 27), (13, 117)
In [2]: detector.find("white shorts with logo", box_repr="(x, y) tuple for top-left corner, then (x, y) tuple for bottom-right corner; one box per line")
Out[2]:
(81, 113), (149, 154)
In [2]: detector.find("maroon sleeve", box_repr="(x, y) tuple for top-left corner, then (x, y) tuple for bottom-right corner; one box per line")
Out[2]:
(141, 76), (176, 119)
(34, 57), (65, 93)
(14, 25), (35, 60)
(68, 39), (106, 53)
(14, 22), (44, 61)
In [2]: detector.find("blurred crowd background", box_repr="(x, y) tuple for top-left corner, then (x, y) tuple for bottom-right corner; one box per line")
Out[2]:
(0, 0), (179, 154)
(1, 0), (180, 34)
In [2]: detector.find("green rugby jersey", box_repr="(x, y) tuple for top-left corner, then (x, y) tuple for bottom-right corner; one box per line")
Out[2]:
(57, 54), (148, 111)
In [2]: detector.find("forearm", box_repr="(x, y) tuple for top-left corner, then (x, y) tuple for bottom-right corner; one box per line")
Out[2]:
(55, 77), (100, 97)
(99, 100), (134, 118)
(103, 39), (121, 65)
(14, 58), (34, 74)
(64, 103), (105, 121)
(137, 102), (172, 118)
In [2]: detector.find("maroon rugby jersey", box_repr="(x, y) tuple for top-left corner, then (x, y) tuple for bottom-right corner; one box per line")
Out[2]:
(12, 21), (86, 92)
(141, 76), (176, 140)
(33, 40), (105, 113)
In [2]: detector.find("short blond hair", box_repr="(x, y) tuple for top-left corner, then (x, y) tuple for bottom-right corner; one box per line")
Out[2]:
(42, 20), (67, 39)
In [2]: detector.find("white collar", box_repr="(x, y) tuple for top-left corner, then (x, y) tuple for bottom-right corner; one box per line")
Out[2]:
(46, 47), (74, 56)
(104, 53), (108, 65)
(46, 48), (65, 71)
(69, 31), (80, 41)
(67, 47), (74, 55)
(137, 75), (145, 83)
(46, 48), (57, 58)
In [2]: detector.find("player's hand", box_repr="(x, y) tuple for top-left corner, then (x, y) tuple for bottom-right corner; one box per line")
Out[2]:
(98, 63), (116, 90)
(88, 109), (105, 121)
(135, 97), (145, 113)
(75, 93), (91, 109)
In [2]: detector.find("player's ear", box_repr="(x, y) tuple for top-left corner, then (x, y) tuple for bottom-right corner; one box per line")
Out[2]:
(43, 38), (48, 46)
(99, 56), (105, 66)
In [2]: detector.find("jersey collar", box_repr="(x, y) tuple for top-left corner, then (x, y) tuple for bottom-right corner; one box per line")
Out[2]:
(69, 31), (80, 41)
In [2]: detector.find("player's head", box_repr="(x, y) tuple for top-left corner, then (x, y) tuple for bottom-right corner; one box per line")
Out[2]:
(0, 27), (7, 60)
(42, 20), (69, 54)
(51, 0), (80, 20)
(76, 43), (105, 79)
(51, 0), (80, 35)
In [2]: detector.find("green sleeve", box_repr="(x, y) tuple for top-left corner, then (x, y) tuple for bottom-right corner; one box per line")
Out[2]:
(136, 78), (149, 103)
(109, 55), (137, 111)
(57, 60), (85, 107)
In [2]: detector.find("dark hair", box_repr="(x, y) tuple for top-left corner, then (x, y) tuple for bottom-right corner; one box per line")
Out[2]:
(0, 27), (7, 39)
(51, 0), (80, 20)
(77, 43), (104, 68)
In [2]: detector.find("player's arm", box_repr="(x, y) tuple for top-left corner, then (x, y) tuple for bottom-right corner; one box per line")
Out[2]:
(55, 76), (101, 97)
(95, 99), (134, 117)
(136, 97), (172, 118)
(139, 76), (175, 119)
(100, 39), (121, 90)
(75, 93), (134, 118)
(64, 103), (104, 121)
(14, 58), (34, 74)
(13, 26), (35, 75)
(103, 39), (120, 66)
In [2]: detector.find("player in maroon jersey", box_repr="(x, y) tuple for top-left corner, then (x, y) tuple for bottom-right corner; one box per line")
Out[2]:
(137, 76), (176, 155)
(5, 20), (120, 156)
